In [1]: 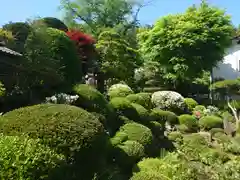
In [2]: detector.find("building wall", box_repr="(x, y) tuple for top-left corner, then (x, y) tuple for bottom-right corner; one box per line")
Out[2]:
(212, 42), (240, 80)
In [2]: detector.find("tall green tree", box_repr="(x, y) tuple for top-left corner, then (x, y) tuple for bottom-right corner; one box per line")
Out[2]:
(59, 0), (152, 36)
(138, 2), (234, 85)
(96, 30), (142, 86)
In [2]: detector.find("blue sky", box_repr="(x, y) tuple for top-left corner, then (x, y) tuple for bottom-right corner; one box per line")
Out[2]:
(1, 0), (240, 27)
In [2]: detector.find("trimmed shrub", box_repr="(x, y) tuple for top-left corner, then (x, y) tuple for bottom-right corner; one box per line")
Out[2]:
(131, 103), (149, 123)
(120, 123), (153, 147)
(199, 116), (223, 130)
(150, 109), (179, 126)
(176, 124), (190, 133)
(0, 135), (67, 180)
(184, 98), (198, 112)
(209, 128), (225, 136)
(147, 121), (164, 136)
(0, 104), (107, 179)
(126, 93), (152, 109)
(110, 97), (139, 121)
(41, 17), (68, 31)
(168, 131), (183, 141)
(151, 91), (186, 114)
(73, 84), (118, 134)
(131, 171), (163, 180)
(178, 114), (198, 132)
(108, 84), (134, 99)
(117, 140), (145, 166)
(193, 105), (206, 112)
(111, 131), (128, 146)
(25, 27), (82, 92)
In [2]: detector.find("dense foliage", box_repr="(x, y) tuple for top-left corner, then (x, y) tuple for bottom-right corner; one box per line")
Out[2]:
(0, 104), (108, 179)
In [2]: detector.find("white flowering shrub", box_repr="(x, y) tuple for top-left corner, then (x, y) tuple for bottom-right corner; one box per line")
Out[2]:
(204, 105), (220, 116)
(151, 91), (186, 113)
(108, 83), (133, 92)
(45, 93), (79, 105)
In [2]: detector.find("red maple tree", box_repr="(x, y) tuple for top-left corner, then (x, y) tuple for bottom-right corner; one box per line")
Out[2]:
(66, 30), (95, 46)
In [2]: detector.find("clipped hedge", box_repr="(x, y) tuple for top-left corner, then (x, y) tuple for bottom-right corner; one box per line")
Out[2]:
(150, 109), (178, 126)
(131, 171), (163, 180)
(131, 103), (149, 123)
(199, 116), (223, 130)
(117, 140), (145, 167)
(126, 93), (152, 109)
(0, 104), (107, 179)
(120, 123), (153, 147)
(184, 98), (198, 112)
(110, 97), (139, 121)
(0, 81), (5, 97)
(73, 84), (117, 134)
(0, 135), (66, 180)
(111, 131), (128, 146)
(108, 84), (134, 99)
(178, 114), (198, 133)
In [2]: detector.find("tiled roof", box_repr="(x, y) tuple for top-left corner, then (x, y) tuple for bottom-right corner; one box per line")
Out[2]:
(0, 46), (22, 57)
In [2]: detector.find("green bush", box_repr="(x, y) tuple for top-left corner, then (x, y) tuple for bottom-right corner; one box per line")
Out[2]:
(184, 98), (198, 112)
(150, 109), (179, 126)
(73, 84), (117, 134)
(111, 131), (128, 146)
(199, 116), (223, 130)
(24, 27), (82, 92)
(120, 123), (153, 147)
(209, 128), (225, 136)
(131, 171), (163, 180)
(41, 17), (68, 31)
(178, 114), (198, 132)
(126, 93), (152, 109)
(110, 97), (139, 121)
(0, 81), (5, 97)
(0, 104), (107, 179)
(108, 84), (134, 99)
(0, 135), (66, 180)
(193, 105), (206, 112)
(131, 103), (149, 123)
(168, 131), (183, 141)
(117, 140), (145, 166)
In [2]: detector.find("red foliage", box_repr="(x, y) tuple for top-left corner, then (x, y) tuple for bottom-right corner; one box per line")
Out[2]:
(66, 30), (95, 46)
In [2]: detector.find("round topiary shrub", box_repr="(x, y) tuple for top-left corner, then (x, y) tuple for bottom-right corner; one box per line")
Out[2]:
(131, 171), (163, 180)
(0, 135), (67, 180)
(178, 114), (198, 133)
(131, 103), (149, 123)
(168, 131), (183, 142)
(199, 116), (223, 130)
(117, 140), (145, 165)
(109, 97), (139, 121)
(151, 91), (187, 114)
(25, 27), (82, 92)
(0, 104), (107, 179)
(126, 93), (152, 109)
(41, 17), (68, 31)
(120, 123), (153, 147)
(209, 128), (225, 136)
(150, 109), (179, 126)
(111, 131), (129, 146)
(184, 98), (198, 112)
(73, 84), (117, 134)
(108, 84), (134, 99)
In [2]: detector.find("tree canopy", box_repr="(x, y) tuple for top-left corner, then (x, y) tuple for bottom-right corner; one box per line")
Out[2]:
(138, 2), (234, 83)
